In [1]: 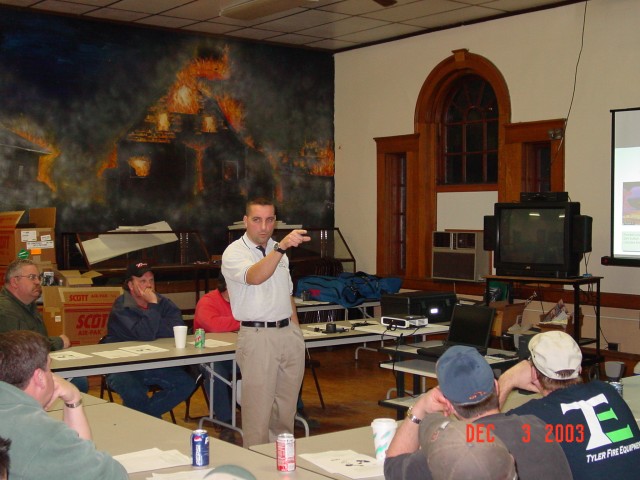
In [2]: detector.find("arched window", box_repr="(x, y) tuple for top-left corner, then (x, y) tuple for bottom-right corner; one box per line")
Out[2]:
(376, 49), (565, 286)
(441, 75), (498, 185)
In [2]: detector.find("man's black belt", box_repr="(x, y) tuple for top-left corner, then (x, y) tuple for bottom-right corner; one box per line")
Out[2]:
(241, 319), (289, 328)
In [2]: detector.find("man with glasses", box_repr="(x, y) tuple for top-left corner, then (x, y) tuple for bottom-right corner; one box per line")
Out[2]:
(0, 259), (70, 350)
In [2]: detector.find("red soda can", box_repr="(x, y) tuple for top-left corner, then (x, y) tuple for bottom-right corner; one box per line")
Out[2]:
(276, 433), (296, 471)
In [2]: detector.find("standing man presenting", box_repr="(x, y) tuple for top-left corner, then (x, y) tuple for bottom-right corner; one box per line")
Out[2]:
(222, 198), (310, 447)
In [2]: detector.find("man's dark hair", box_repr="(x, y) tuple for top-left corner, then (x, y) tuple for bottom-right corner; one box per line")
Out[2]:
(0, 331), (50, 390)
(450, 391), (499, 419)
(0, 436), (10, 479)
(245, 197), (276, 216)
(533, 365), (583, 391)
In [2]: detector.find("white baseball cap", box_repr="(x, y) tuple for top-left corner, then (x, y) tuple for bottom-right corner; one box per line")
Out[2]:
(529, 331), (582, 380)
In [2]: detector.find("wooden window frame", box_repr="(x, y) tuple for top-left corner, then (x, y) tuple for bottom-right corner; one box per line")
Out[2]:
(376, 49), (565, 288)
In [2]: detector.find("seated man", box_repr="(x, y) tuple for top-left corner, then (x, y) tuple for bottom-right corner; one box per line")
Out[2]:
(0, 258), (88, 393)
(194, 273), (239, 436)
(421, 416), (516, 480)
(384, 345), (572, 479)
(499, 330), (640, 479)
(103, 262), (194, 418)
(0, 331), (127, 479)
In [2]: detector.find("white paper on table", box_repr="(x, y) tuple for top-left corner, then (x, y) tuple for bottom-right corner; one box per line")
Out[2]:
(119, 345), (169, 354)
(93, 350), (140, 359)
(113, 448), (191, 473)
(49, 351), (92, 360)
(299, 450), (382, 478)
(301, 329), (325, 337)
(188, 339), (233, 348)
(148, 469), (213, 480)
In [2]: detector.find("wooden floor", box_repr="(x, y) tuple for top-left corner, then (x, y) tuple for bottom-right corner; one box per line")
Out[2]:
(87, 343), (403, 445)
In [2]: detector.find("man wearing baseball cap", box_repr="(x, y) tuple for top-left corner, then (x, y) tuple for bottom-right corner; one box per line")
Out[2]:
(102, 262), (194, 418)
(421, 417), (516, 480)
(499, 330), (640, 479)
(384, 345), (571, 479)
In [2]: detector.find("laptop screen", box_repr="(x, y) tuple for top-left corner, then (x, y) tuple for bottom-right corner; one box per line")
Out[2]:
(446, 304), (495, 348)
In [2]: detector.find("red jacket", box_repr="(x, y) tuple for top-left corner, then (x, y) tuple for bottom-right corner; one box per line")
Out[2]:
(194, 289), (239, 333)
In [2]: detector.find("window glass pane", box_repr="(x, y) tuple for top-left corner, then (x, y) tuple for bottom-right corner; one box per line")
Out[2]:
(441, 74), (498, 185)
(465, 154), (483, 183)
(487, 152), (498, 182)
(487, 120), (498, 150)
(446, 155), (462, 184)
(446, 104), (463, 123)
(466, 123), (483, 152)
(467, 108), (481, 122)
(447, 125), (463, 153)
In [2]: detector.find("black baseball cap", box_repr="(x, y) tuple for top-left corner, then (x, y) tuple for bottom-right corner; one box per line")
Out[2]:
(126, 262), (153, 279)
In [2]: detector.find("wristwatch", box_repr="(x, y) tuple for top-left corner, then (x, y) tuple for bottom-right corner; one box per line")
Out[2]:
(273, 242), (287, 254)
(64, 399), (83, 409)
(406, 405), (422, 424)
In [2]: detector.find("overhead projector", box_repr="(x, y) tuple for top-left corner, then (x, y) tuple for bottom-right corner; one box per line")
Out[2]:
(381, 315), (428, 329)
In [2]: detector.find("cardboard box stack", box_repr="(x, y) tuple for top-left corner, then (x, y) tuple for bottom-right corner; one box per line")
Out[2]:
(0, 208), (57, 268)
(42, 286), (122, 346)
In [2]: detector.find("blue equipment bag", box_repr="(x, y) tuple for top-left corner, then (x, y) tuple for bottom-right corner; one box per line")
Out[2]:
(295, 272), (402, 308)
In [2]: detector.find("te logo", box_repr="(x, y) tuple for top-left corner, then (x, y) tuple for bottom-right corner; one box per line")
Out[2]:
(466, 423), (496, 443)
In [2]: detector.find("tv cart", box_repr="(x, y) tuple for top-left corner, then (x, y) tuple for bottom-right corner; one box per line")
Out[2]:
(484, 275), (602, 357)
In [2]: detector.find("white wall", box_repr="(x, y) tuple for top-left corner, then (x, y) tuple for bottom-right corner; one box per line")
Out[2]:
(334, 0), (640, 296)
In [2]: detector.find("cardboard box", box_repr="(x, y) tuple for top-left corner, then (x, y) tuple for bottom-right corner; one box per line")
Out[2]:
(58, 270), (102, 287)
(490, 301), (526, 336)
(0, 208), (56, 265)
(42, 286), (122, 346)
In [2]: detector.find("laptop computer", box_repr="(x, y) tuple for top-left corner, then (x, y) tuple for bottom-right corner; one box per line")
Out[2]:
(416, 304), (495, 359)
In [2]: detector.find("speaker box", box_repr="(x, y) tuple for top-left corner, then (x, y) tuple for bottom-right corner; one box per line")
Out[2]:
(573, 215), (593, 253)
(483, 216), (496, 251)
(432, 231), (490, 282)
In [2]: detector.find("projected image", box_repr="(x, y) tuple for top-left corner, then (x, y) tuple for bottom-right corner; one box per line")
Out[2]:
(622, 181), (640, 225)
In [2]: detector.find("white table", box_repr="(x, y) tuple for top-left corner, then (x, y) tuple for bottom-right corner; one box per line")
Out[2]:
(49, 323), (394, 438)
(501, 376), (640, 426)
(48, 401), (331, 479)
(48, 392), (107, 411)
(252, 424), (383, 480)
(378, 345), (517, 417)
(622, 375), (640, 424)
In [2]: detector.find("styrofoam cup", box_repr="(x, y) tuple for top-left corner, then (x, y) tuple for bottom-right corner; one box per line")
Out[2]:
(371, 418), (397, 463)
(173, 326), (188, 349)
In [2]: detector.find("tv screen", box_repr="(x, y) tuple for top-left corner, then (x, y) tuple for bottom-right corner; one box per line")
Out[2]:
(488, 201), (585, 278)
(499, 208), (566, 265)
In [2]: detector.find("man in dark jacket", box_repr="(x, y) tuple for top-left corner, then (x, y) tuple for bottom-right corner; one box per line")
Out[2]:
(103, 262), (193, 418)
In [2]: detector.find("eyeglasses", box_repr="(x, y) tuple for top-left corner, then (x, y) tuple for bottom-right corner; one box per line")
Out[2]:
(13, 274), (43, 282)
